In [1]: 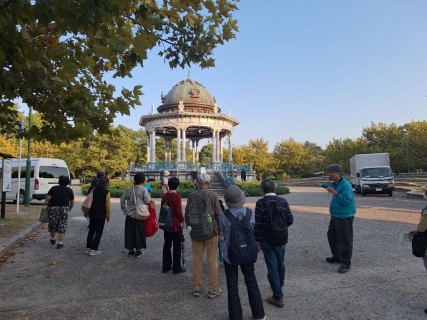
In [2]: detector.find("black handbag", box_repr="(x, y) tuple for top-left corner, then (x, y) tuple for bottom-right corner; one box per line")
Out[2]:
(412, 231), (427, 257)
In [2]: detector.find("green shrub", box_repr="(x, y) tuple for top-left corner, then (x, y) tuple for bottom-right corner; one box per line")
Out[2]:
(80, 179), (287, 198)
(235, 181), (260, 188)
(236, 181), (289, 197)
(243, 188), (263, 197)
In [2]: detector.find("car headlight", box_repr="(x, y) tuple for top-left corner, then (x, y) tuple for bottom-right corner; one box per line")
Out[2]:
(363, 185), (369, 188)
(388, 184), (394, 188)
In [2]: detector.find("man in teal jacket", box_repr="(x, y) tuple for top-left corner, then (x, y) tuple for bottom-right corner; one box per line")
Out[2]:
(322, 164), (356, 273)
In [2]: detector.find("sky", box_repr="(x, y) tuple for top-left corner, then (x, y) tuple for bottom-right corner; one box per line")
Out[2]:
(20, 1), (427, 150)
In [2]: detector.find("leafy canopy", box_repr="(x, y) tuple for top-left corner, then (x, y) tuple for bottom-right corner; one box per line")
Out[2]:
(0, 0), (239, 142)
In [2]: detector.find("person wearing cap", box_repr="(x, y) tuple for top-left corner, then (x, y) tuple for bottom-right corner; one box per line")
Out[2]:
(321, 164), (356, 274)
(185, 173), (223, 299)
(162, 170), (170, 194)
(85, 175), (110, 256)
(220, 185), (266, 320)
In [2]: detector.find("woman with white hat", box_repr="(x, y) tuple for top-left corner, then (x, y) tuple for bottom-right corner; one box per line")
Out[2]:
(162, 170), (170, 195)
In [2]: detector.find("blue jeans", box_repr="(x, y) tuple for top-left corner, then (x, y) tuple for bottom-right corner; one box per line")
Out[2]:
(261, 241), (286, 301)
(224, 261), (265, 320)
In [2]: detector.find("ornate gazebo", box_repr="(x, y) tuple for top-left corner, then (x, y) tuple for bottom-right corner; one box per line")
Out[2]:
(137, 78), (241, 180)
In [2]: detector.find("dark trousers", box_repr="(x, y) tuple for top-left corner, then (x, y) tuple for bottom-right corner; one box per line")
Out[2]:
(125, 216), (146, 251)
(224, 261), (265, 320)
(163, 230), (183, 271)
(327, 216), (354, 266)
(86, 218), (105, 251)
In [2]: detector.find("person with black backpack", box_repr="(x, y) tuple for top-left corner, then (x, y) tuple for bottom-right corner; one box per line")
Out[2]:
(220, 185), (266, 320)
(254, 179), (294, 309)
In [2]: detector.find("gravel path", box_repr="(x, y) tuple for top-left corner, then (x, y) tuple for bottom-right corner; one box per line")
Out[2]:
(0, 187), (426, 320)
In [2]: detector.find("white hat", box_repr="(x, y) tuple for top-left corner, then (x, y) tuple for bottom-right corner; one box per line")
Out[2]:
(163, 170), (170, 177)
(197, 173), (211, 184)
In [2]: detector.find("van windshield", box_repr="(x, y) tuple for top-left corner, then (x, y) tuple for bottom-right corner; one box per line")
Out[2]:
(361, 167), (392, 178)
(39, 166), (68, 179)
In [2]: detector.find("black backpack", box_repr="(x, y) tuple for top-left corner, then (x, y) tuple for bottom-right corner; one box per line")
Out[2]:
(224, 209), (258, 265)
(158, 201), (173, 231)
(412, 231), (427, 257)
(263, 197), (288, 246)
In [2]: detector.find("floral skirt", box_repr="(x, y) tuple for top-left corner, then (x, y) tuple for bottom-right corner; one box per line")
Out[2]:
(48, 206), (69, 234)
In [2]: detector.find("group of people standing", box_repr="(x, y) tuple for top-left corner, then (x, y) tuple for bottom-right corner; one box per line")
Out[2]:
(44, 164), (360, 320)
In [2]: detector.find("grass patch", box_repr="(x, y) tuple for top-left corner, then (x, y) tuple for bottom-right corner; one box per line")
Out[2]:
(0, 204), (41, 244)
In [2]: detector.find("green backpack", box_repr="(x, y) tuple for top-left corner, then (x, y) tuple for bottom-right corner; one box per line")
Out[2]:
(186, 190), (214, 241)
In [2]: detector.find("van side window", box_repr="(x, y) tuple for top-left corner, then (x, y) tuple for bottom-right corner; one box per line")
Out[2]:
(11, 167), (35, 178)
(39, 166), (68, 178)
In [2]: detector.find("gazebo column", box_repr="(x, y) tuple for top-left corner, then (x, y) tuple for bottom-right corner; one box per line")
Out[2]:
(177, 128), (181, 161)
(164, 140), (168, 162)
(182, 128), (186, 162)
(228, 133), (233, 162)
(146, 131), (151, 163)
(191, 140), (195, 163)
(151, 131), (156, 163)
(212, 130), (217, 162)
(216, 130), (221, 163)
(220, 136), (224, 162)
(166, 140), (171, 162)
(195, 140), (200, 162)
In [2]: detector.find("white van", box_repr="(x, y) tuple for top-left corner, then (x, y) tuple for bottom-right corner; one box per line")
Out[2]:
(0, 158), (70, 203)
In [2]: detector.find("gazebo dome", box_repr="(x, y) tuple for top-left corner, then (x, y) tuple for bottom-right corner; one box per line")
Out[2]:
(157, 79), (221, 114)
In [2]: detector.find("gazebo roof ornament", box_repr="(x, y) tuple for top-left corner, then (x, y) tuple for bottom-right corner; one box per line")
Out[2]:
(178, 100), (184, 111)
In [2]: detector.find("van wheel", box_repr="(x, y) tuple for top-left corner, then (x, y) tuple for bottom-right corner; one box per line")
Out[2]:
(13, 191), (24, 204)
(388, 191), (393, 197)
(18, 191), (25, 204)
(361, 190), (366, 197)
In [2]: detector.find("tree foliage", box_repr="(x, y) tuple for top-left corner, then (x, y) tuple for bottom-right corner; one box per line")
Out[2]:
(0, 0), (239, 142)
(273, 139), (321, 177)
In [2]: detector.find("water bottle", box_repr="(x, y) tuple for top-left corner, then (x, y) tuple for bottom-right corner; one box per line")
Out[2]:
(207, 215), (212, 223)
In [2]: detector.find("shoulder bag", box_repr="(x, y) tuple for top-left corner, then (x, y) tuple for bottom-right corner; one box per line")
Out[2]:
(39, 202), (49, 223)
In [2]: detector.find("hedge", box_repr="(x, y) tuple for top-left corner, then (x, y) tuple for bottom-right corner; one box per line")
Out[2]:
(81, 180), (289, 198)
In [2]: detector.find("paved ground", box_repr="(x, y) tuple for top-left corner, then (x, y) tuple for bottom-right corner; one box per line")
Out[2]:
(0, 187), (426, 320)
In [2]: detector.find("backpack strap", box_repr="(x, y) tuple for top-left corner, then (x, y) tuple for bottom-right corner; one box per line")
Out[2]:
(224, 209), (237, 223)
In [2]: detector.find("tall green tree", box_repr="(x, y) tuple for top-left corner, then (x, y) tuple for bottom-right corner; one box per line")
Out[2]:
(324, 138), (369, 173)
(247, 139), (276, 180)
(273, 139), (317, 177)
(1, 0), (239, 142)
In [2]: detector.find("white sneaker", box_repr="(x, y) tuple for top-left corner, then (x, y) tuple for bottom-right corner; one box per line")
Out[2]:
(84, 248), (91, 254)
(254, 316), (266, 320)
(89, 250), (102, 256)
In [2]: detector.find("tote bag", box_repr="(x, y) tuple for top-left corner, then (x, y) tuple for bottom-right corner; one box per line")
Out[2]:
(82, 190), (94, 217)
(145, 202), (159, 237)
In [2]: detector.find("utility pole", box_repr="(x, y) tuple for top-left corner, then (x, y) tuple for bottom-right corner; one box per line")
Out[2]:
(24, 106), (32, 206)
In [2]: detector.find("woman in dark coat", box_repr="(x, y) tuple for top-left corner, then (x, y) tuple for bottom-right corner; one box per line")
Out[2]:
(85, 175), (110, 256)
(161, 177), (186, 274)
(46, 175), (74, 249)
(120, 172), (151, 258)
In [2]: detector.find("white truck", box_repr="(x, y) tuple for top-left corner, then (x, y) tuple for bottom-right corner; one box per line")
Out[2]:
(350, 153), (395, 197)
